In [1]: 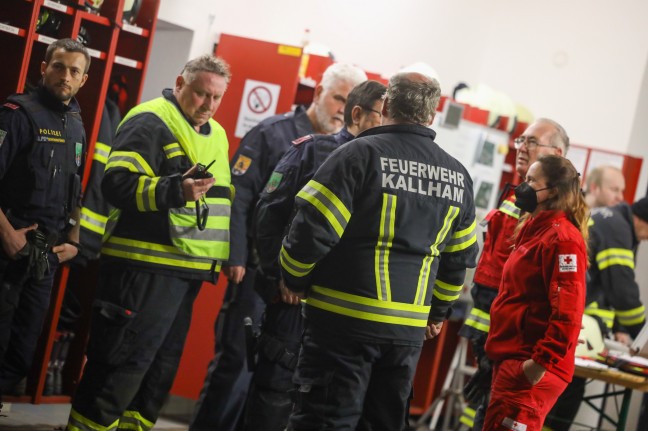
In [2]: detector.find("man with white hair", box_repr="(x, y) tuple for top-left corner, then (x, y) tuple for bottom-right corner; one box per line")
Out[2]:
(191, 62), (367, 431)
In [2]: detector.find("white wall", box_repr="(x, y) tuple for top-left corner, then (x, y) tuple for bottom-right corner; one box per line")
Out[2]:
(141, 20), (194, 102)
(158, 0), (648, 153)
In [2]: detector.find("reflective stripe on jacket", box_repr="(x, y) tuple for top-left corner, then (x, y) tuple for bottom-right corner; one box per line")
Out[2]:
(280, 124), (478, 343)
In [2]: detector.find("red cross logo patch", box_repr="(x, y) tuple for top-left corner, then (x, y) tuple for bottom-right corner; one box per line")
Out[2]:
(559, 254), (577, 272)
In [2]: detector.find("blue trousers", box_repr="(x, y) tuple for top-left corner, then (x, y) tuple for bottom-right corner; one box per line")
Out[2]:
(243, 301), (304, 431)
(190, 268), (265, 431)
(0, 252), (59, 395)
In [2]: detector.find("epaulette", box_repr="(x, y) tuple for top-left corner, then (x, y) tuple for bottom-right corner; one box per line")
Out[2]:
(3, 103), (20, 110)
(292, 135), (314, 146)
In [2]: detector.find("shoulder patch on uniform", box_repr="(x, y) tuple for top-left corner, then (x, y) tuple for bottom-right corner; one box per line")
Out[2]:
(292, 135), (314, 146)
(559, 254), (577, 272)
(232, 155), (252, 176)
(3, 103), (19, 110)
(265, 171), (284, 193)
(75, 142), (83, 166)
(0, 129), (6, 147)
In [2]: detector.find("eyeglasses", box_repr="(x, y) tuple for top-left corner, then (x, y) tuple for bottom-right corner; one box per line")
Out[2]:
(513, 136), (558, 151)
(362, 106), (382, 117)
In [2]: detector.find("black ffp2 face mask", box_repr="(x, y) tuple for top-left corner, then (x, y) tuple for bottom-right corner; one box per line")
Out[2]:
(514, 182), (553, 213)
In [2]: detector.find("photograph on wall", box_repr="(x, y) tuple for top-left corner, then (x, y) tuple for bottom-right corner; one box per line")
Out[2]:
(474, 138), (496, 167)
(474, 179), (495, 210)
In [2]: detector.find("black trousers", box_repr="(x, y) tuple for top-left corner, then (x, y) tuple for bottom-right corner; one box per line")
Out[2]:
(190, 268), (265, 431)
(287, 324), (421, 431)
(0, 252), (59, 395)
(67, 264), (201, 430)
(243, 301), (304, 431)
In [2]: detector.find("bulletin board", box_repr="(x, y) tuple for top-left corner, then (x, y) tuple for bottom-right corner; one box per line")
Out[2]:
(432, 116), (509, 221)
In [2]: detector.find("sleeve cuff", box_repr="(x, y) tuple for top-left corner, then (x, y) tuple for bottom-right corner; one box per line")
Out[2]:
(167, 173), (186, 208)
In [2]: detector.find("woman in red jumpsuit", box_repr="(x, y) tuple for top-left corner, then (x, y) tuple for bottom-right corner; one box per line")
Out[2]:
(484, 155), (588, 431)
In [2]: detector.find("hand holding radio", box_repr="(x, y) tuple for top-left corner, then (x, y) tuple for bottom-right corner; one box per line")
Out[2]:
(182, 161), (216, 201)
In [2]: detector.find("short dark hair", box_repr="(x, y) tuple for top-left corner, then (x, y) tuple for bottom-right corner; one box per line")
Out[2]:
(386, 72), (441, 125)
(45, 38), (91, 73)
(343, 80), (387, 126)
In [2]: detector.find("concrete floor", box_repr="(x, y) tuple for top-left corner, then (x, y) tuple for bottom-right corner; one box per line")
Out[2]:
(0, 402), (189, 431)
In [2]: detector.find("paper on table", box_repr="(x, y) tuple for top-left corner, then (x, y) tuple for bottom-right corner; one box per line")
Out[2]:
(614, 352), (648, 367)
(575, 357), (609, 370)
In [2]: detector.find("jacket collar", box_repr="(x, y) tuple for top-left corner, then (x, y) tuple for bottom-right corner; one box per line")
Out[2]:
(337, 127), (355, 142)
(519, 210), (568, 239)
(37, 84), (81, 114)
(293, 105), (314, 136)
(356, 123), (437, 141)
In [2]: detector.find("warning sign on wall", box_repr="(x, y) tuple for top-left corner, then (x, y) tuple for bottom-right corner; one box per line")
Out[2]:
(235, 79), (281, 138)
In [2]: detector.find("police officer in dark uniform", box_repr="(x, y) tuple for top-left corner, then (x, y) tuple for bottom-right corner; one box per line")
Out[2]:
(190, 63), (368, 431)
(244, 80), (386, 431)
(280, 72), (479, 430)
(0, 38), (89, 400)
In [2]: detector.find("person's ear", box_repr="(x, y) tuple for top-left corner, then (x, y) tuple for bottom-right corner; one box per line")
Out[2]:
(40, 61), (47, 76)
(548, 187), (559, 200)
(351, 105), (363, 125)
(313, 84), (324, 101)
(427, 112), (436, 126)
(381, 98), (389, 117)
(175, 75), (185, 92)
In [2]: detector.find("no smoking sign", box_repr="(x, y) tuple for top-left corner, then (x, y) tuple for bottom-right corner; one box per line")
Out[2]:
(235, 79), (281, 138)
(247, 86), (273, 114)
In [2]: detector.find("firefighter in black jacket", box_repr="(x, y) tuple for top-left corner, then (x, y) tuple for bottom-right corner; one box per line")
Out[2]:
(585, 201), (647, 336)
(191, 63), (368, 431)
(280, 72), (479, 430)
(0, 39), (89, 401)
(245, 80), (386, 431)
